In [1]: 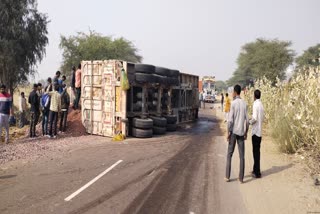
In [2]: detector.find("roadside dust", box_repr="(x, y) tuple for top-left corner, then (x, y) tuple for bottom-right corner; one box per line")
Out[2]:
(0, 108), (87, 165)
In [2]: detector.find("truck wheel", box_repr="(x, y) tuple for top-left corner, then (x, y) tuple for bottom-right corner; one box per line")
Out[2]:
(132, 118), (153, 129)
(171, 77), (179, 86)
(153, 126), (166, 135)
(133, 104), (141, 111)
(136, 92), (143, 99)
(167, 123), (177, 132)
(160, 76), (167, 84)
(150, 116), (167, 127)
(169, 69), (180, 77)
(165, 77), (179, 86)
(135, 73), (155, 83)
(135, 64), (155, 74)
(164, 115), (177, 124)
(153, 74), (163, 84)
(155, 67), (171, 76)
(132, 127), (153, 138)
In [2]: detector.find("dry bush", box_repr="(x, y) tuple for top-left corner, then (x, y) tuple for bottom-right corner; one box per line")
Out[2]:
(244, 67), (320, 174)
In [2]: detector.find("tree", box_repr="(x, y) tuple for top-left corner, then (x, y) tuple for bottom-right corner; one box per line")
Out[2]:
(0, 0), (49, 93)
(215, 80), (227, 92)
(228, 39), (295, 86)
(296, 44), (320, 70)
(59, 31), (143, 76)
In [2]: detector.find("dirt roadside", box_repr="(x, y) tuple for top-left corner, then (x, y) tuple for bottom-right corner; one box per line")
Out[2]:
(215, 103), (320, 214)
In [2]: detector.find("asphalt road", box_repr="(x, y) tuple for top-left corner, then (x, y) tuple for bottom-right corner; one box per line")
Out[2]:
(0, 105), (247, 214)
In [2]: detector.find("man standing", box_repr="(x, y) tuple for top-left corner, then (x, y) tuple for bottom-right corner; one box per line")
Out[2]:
(225, 85), (249, 183)
(199, 92), (203, 109)
(224, 93), (231, 122)
(37, 83), (43, 95)
(221, 93), (224, 112)
(58, 75), (66, 94)
(70, 66), (76, 106)
(53, 71), (61, 91)
(47, 85), (61, 138)
(45, 77), (53, 92)
(0, 84), (13, 144)
(74, 63), (82, 110)
(250, 89), (264, 178)
(28, 84), (40, 138)
(59, 85), (70, 132)
(19, 92), (27, 128)
(41, 78), (53, 136)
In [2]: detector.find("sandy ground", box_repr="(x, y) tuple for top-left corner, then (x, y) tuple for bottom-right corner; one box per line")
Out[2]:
(214, 103), (320, 214)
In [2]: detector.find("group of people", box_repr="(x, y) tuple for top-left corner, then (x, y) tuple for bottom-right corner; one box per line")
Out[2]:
(224, 85), (264, 183)
(0, 64), (82, 143)
(24, 72), (71, 139)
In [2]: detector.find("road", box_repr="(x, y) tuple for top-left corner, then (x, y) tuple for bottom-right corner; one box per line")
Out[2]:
(0, 105), (247, 214)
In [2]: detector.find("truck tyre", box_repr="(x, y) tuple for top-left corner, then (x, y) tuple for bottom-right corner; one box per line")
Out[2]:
(135, 64), (155, 74)
(133, 104), (141, 112)
(160, 76), (167, 84)
(132, 127), (153, 138)
(136, 92), (143, 99)
(165, 115), (177, 124)
(167, 123), (177, 132)
(166, 77), (179, 86)
(153, 126), (166, 135)
(169, 69), (180, 77)
(150, 116), (167, 127)
(153, 93), (158, 99)
(135, 73), (155, 83)
(155, 67), (171, 76)
(171, 77), (179, 86)
(153, 74), (162, 84)
(132, 118), (153, 129)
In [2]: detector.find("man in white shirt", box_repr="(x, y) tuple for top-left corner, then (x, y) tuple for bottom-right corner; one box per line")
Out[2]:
(19, 92), (27, 128)
(249, 89), (264, 178)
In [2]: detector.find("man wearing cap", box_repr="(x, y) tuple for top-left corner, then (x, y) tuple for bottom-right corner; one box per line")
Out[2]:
(28, 84), (40, 138)
(0, 84), (13, 144)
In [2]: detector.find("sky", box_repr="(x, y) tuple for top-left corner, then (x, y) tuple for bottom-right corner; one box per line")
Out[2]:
(34, 0), (320, 82)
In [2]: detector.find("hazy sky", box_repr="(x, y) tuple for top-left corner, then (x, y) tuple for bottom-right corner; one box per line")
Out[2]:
(35, 0), (320, 82)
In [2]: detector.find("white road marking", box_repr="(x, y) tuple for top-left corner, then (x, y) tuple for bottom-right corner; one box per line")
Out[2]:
(64, 160), (123, 202)
(190, 212), (195, 214)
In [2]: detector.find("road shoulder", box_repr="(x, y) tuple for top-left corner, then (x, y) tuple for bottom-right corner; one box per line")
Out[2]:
(215, 103), (320, 214)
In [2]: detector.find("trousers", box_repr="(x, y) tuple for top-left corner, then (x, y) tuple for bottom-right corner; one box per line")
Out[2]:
(226, 133), (245, 181)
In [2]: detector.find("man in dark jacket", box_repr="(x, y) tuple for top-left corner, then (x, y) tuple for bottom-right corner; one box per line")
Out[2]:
(59, 84), (70, 132)
(28, 84), (40, 138)
(70, 66), (76, 108)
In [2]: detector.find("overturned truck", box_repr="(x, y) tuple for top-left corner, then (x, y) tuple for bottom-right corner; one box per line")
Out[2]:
(81, 60), (199, 138)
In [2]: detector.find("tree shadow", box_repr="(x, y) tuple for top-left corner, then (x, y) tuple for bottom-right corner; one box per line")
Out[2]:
(0, 175), (17, 179)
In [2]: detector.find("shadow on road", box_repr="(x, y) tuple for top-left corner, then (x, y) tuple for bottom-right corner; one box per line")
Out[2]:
(0, 175), (17, 179)
(244, 164), (294, 183)
(262, 164), (294, 177)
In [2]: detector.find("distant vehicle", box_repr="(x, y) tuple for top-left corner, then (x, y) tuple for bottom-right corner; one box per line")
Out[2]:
(204, 93), (215, 103)
(201, 76), (216, 103)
